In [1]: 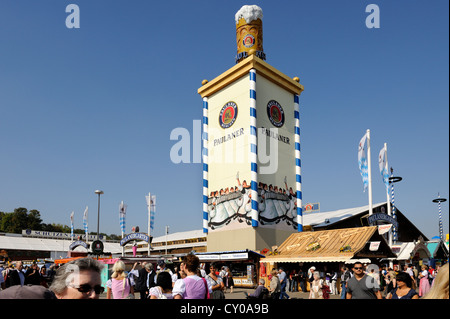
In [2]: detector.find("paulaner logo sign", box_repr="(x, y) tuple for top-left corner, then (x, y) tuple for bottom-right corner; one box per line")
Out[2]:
(219, 101), (238, 129)
(267, 100), (285, 127)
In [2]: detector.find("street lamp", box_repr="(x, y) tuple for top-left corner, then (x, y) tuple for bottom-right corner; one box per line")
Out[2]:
(94, 190), (104, 242)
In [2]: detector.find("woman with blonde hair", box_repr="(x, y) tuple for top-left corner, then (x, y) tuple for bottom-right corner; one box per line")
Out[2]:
(106, 260), (134, 299)
(422, 263), (449, 299)
(418, 264), (431, 297)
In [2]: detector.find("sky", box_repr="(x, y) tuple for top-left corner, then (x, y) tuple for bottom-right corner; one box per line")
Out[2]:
(0, 0), (448, 240)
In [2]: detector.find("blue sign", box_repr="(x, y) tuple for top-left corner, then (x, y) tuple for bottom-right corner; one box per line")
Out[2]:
(120, 233), (150, 246)
(367, 213), (399, 229)
(69, 240), (89, 250)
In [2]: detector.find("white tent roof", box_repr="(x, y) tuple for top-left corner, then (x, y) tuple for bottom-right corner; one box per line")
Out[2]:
(303, 202), (386, 228)
(0, 235), (121, 254)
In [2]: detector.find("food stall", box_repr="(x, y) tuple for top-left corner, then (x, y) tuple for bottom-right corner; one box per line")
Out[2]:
(195, 250), (265, 288)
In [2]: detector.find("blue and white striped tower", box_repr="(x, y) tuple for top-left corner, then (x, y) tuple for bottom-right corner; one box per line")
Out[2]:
(202, 97), (209, 234)
(390, 172), (398, 242)
(294, 93), (303, 231)
(249, 69), (258, 227)
(439, 196), (443, 240)
(432, 194), (447, 241)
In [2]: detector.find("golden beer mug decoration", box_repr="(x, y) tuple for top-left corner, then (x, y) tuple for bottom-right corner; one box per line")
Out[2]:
(235, 5), (266, 63)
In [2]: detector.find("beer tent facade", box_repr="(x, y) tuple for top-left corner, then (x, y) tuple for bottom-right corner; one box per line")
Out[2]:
(262, 226), (395, 264)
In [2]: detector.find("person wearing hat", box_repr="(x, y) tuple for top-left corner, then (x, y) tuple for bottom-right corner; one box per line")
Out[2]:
(307, 266), (316, 282)
(0, 284), (56, 299)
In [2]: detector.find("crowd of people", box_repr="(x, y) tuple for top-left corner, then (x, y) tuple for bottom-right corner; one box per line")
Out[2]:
(0, 255), (235, 299)
(250, 262), (448, 299)
(0, 257), (448, 300)
(0, 260), (59, 290)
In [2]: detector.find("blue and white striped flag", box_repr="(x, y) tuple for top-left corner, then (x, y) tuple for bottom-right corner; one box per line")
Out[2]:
(378, 146), (389, 189)
(83, 206), (88, 239)
(70, 211), (74, 239)
(146, 194), (156, 231)
(119, 201), (126, 234)
(150, 195), (156, 231)
(358, 132), (369, 192)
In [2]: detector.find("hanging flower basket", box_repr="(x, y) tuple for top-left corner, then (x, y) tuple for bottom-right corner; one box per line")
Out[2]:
(306, 242), (321, 251)
(339, 245), (352, 253)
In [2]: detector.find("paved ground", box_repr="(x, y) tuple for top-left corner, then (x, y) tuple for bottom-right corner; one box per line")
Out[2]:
(223, 288), (342, 299)
(101, 288), (342, 299)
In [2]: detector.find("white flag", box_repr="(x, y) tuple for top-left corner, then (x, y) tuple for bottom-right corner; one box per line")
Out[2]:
(70, 211), (74, 238)
(83, 206), (88, 235)
(378, 146), (389, 189)
(151, 195), (156, 231)
(146, 194), (156, 231)
(358, 132), (369, 191)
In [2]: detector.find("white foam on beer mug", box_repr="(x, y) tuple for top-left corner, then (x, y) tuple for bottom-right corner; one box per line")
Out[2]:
(235, 5), (263, 24)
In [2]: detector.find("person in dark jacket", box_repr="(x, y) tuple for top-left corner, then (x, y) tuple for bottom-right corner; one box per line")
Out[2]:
(133, 262), (155, 299)
(6, 261), (25, 287)
(25, 263), (41, 285)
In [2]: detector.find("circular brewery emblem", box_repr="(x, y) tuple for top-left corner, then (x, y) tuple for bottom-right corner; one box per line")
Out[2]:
(267, 100), (285, 127)
(243, 34), (255, 48)
(219, 101), (238, 129)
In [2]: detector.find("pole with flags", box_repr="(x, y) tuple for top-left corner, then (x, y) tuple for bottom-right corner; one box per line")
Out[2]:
(70, 211), (74, 242)
(379, 143), (393, 247)
(119, 201), (127, 256)
(358, 129), (373, 215)
(83, 206), (89, 245)
(146, 193), (156, 255)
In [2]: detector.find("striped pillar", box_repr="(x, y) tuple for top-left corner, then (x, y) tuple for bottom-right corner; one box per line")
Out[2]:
(249, 69), (258, 227)
(390, 174), (397, 241)
(438, 195), (443, 240)
(294, 94), (303, 232)
(202, 97), (209, 234)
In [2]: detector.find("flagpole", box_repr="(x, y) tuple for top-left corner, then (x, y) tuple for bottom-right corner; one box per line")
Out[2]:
(383, 143), (393, 247)
(84, 206), (89, 247)
(148, 192), (151, 256)
(70, 211), (74, 242)
(367, 129), (373, 216)
(121, 201), (124, 257)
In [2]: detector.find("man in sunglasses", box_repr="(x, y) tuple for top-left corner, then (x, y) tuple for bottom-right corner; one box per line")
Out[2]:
(346, 262), (382, 299)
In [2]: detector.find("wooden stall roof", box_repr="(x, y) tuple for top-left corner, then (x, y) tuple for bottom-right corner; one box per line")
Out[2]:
(263, 226), (390, 263)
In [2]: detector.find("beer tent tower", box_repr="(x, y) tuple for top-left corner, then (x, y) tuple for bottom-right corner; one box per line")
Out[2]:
(198, 5), (304, 251)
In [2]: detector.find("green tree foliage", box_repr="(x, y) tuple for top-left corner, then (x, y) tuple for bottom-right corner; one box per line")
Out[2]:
(0, 207), (119, 240)
(0, 207), (42, 233)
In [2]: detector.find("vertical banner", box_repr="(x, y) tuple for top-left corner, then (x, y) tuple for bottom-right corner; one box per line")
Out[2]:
(378, 145), (389, 189)
(119, 201), (126, 234)
(70, 211), (74, 241)
(151, 195), (156, 231)
(83, 206), (88, 242)
(146, 194), (156, 231)
(358, 132), (369, 192)
(358, 130), (373, 215)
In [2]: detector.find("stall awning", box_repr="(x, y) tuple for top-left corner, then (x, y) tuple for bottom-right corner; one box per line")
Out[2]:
(195, 249), (265, 262)
(262, 226), (393, 264)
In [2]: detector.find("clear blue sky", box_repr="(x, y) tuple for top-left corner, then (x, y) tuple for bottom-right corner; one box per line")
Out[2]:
(0, 0), (448, 239)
